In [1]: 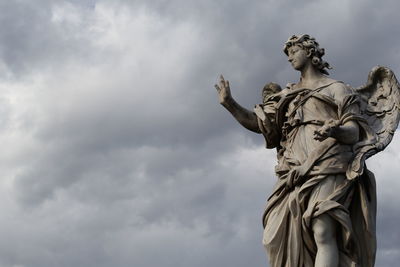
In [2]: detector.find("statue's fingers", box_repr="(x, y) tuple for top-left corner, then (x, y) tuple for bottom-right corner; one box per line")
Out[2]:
(319, 130), (328, 137)
(319, 127), (330, 136)
(315, 135), (324, 140)
(219, 74), (225, 83)
(225, 80), (230, 88)
(313, 131), (325, 141)
(215, 84), (221, 92)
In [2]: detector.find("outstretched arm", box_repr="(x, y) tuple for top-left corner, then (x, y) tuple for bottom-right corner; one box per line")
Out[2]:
(215, 75), (260, 133)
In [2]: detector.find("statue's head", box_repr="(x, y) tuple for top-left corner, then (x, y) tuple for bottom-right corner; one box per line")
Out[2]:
(283, 34), (331, 75)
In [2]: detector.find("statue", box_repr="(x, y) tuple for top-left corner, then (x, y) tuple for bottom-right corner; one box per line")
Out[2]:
(215, 34), (400, 267)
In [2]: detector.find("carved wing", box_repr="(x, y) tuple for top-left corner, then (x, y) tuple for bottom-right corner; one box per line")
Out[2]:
(254, 82), (284, 149)
(347, 66), (400, 179)
(261, 82), (282, 105)
(355, 66), (400, 156)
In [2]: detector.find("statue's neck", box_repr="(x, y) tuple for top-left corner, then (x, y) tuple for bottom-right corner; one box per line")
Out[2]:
(298, 64), (325, 89)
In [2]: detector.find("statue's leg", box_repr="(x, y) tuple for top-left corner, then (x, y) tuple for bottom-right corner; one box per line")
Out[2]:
(310, 174), (345, 267)
(312, 214), (338, 267)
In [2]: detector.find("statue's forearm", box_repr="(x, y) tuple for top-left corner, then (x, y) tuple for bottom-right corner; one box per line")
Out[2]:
(222, 98), (261, 133)
(334, 121), (359, 144)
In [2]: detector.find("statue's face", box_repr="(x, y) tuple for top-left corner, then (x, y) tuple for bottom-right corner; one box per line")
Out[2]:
(287, 45), (309, 71)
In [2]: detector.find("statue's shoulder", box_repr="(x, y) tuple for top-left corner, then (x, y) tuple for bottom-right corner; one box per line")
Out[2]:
(320, 78), (353, 101)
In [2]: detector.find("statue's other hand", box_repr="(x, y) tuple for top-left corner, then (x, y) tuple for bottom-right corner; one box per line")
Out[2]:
(215, 75), (232, 105)
(313, 119), (339, 141)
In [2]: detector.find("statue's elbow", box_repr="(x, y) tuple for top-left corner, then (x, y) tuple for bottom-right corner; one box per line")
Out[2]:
(344, 130), (359, 145)
(350, 134), (360, 144)
(340, 122), (360, 144)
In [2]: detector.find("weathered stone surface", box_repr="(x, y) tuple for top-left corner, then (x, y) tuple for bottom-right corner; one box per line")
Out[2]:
(215, 34), (400, 267)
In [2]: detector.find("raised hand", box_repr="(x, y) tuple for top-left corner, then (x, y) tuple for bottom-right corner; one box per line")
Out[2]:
(213, 74), (260, 133)
(215, 75), (232, 106)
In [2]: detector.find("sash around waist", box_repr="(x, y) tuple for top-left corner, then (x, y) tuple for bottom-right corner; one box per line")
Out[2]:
(282, 119), (324, 137)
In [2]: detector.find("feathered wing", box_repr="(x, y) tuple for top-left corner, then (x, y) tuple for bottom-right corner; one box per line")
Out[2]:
(254, 82), (284, 149)
(347, 66), (400, 179)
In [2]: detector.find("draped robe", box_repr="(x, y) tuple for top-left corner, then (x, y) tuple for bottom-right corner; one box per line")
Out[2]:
(255, 82), (377, 267)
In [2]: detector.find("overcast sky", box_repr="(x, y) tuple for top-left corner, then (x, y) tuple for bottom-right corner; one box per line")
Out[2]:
(0, 0), (399, 266)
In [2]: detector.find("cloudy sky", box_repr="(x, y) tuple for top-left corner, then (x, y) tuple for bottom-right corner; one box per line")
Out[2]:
(0, 0), (399, 266)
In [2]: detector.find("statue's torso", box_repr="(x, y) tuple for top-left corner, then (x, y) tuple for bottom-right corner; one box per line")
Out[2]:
(275, 83), (354, 177)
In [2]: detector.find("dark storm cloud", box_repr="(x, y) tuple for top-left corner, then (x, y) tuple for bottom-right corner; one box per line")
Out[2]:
(0, 0), (398, 267)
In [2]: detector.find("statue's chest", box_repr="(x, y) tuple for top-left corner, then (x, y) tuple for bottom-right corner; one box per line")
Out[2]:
(286, 90), (336, 121)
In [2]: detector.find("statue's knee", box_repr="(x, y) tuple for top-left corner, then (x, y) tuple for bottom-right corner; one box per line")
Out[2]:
(312, 217), (335, 245)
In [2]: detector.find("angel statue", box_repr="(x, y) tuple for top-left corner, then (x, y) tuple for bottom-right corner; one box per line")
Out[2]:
(215, 34), (400, 267)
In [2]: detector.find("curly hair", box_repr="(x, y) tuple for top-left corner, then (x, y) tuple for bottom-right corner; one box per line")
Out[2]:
(283, 34), (332, 75)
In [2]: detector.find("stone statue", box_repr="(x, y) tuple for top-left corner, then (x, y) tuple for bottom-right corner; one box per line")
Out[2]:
(215, 34), (400, 267)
